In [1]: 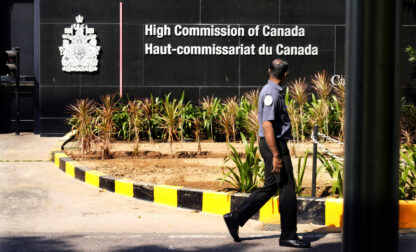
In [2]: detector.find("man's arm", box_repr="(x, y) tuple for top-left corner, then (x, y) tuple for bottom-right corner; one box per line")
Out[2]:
(262, 121), (283, 173)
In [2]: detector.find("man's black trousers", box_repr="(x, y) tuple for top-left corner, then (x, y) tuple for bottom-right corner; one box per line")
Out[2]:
(232, 137), (297, 240)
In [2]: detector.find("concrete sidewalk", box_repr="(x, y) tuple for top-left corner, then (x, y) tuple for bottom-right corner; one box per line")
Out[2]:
(0, 133), (267, 234)
(0, 132), (62, 161)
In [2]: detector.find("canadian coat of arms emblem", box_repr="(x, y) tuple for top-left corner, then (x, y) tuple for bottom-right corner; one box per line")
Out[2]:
(59, 15), (100, 72)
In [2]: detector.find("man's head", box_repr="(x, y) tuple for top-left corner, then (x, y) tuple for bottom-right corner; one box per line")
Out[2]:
(268, 59), (289, 81)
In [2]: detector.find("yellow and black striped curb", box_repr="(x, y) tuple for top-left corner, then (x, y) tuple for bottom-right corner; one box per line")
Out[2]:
(52, 151), (416, 228)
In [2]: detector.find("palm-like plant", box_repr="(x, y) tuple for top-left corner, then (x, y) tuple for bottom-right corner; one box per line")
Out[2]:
(311, 71), (332, 136)
(192, 113), (202, 155)
(218, 111), (233, 143)
(95, 94), (119, 159)
(241, 89), (260, 142)
(246, 109), (259, 142)
(333, 77), (345, 140)
(200, 96), (222, 141)
(158, 94), (181, 156)
(223, 96), (239, 142)
(141, 95), (160, 143)
(67, 99), (96, 158)
(177, 92), (192, 143)
(244, 89), (260, 111)
(307, 95), (330, 136)
(295, 149), (310, 195)
(318, 153), (344, 197)
(286, 99), (301, 142)
(399, 144), (416, 200)
(289, 78), (309, 141)
(218, 133), (264, 192)
(311, 70), (332, 102)
(400, 98), (416, 145)
(128, 99), (143, 156)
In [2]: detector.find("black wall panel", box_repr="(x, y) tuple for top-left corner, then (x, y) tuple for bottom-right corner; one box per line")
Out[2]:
(123, 25), (143, 86)
(40, 0), (119, 23)
(11, 3), (34, 76)
(335, 26), (345, 75)
(40, 86), (78, 117)
(280, 0), (346, 25)
(201, 0), (279, 24)
(122, 0), (200, 24)
(36, 0), (416, 135)
(40, 118), (70, 136)
(123, 86), (161, 100)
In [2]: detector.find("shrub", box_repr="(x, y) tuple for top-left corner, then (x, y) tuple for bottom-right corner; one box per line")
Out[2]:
(67, 98), (96, 158)
(399, 144), (416, 200)
(289, 78), (309, 141)
(127, 99), (144, 156)
(141, 95), (161, 143)
(295, 149), (310, 196)
(158, 94), (181, 156)
(318, 153), (344, 197)
(218, 133), (264, 192)
(200, 96), (222, 141)
(95, 94), (119, 159)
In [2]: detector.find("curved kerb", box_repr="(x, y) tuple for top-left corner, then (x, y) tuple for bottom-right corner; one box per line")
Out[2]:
(52, 151), (416, 228)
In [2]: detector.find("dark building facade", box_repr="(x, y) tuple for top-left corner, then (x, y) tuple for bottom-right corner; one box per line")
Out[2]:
(1, 0), (416, 136)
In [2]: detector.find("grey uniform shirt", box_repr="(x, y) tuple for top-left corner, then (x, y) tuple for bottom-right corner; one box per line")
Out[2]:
(258, 80), (292, 139)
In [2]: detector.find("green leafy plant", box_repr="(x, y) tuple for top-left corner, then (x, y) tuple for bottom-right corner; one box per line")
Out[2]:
(158, 94), (181, 156)
(399, 144), (416, 200)
(311, 71), (332, 136)
(67, 98), (97, 158)
(218, 97), (239, 142)
(95, 94), (119, 159)
(128, 99), (144, 156)
(193, 118), (202, 155)
(141, 95), (160, 143)
(285, 88), (301, 142)
(218, 133), (264, 192)
(318, 153), (344, 197)
(113, 103), (131, 141)
(177, 92), (192, 143)
(242, 89), (260, 142)
(295, 149), (310, 196)
(200, 96), (222, 141)
(307, 94), (330, 136)
(289, 78), (309, 141)
(405, 45), (416, 64)
(400, 98), (416, 145)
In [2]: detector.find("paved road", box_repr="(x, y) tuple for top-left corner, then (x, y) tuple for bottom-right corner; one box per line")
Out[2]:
(1, 232), (344, 252)
(0, 133), (415, 251)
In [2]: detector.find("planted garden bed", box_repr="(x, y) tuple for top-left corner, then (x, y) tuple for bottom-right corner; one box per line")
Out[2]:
(65, 70), (415, 199)
(64, 140), (345, 197)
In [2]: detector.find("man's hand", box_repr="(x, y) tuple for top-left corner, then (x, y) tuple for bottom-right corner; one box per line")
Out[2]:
(272, 156), (283, 173)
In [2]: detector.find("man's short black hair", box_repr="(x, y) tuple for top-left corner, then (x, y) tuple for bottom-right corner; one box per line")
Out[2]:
(269, 59), (289, 80)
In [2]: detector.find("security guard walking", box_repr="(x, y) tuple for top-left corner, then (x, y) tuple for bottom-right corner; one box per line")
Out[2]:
(223, 59), (310, 248)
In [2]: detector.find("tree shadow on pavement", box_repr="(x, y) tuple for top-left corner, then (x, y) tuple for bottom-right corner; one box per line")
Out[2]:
(0, 236), (77, 252)
(111, 243), (260, 252)
(111, 241), (343, 252)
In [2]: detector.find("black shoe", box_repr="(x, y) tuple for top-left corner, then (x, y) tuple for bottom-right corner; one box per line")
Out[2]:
(223, 213), (241, 242)
(279, 238), (311, 248)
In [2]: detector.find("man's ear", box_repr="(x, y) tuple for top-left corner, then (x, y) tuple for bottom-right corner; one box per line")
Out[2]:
(268, 69), (271, 76)
(281, 72), (288, 81)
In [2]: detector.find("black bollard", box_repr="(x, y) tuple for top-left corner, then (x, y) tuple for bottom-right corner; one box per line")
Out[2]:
(343, 0), (401, 251)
